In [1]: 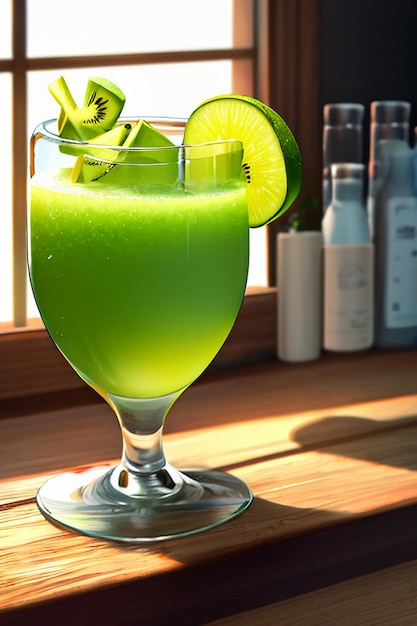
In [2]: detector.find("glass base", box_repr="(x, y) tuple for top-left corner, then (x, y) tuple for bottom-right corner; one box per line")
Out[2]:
(36, 464), (252, 542)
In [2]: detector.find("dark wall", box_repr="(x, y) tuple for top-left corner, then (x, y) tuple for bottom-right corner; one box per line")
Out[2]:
(319, 0), (417, 156)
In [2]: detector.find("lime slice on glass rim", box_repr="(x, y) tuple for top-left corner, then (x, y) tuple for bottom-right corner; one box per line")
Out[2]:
(183, 94), (302, 227)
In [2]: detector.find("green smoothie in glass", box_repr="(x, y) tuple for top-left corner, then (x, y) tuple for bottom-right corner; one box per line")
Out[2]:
(29, 76), (300, 542)
(30, 168), (248, 399)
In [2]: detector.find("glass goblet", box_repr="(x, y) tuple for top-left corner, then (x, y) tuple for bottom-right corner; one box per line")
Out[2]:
(28, 118), (252, 541)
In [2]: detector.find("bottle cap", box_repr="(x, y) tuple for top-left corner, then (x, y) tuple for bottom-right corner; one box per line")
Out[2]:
(371, 101), (411, 124)
(324, 103), (364, 126)
(331, 163), (365, 180)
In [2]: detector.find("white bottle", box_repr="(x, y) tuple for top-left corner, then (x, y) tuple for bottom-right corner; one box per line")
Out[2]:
(374, 140), (417, 347)
(322, 163), (374, 351)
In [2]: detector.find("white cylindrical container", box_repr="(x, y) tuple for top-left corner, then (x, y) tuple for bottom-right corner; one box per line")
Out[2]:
(323, 163), (374, 351)
(277, 231), (323, 362)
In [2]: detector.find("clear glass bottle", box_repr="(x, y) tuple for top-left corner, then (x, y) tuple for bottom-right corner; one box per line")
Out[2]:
(322, 163), (374, 351)
(322, 103), (364, 214)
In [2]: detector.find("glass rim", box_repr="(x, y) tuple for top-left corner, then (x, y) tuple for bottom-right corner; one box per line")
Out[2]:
(32, 117), (243, 153)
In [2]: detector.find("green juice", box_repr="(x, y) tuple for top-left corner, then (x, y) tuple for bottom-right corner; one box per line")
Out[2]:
(30, 169), (249, 398)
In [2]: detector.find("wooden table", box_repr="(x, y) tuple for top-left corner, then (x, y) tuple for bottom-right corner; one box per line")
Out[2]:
(1, 349), (417, 625)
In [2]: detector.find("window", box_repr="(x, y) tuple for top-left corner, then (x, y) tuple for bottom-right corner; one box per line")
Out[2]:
(1, 0), (321, 402)
(1, 0), (269, 329)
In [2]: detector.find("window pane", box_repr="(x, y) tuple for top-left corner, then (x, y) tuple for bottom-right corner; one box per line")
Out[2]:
(27, 0), (239, 57)
(4, 0), (265, 328)
(0, 73), (12, 322)
(0, 0), (12, 58)
(248, 227), (267, 286)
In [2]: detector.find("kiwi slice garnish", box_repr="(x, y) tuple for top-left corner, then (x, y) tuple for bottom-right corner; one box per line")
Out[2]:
(95, 119), (178, 185)
(48, 76), (126, 142)
(48, 76), (178, 184)
(71, 123), (132, 183)
(71, 119), (177, 185)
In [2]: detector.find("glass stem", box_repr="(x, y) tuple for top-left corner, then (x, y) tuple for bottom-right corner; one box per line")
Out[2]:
(106, 390), (184, 498)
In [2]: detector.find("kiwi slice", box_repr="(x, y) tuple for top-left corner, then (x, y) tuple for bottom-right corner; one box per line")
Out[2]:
(183, 95), (301, 227)
(93, 119), (178, 185)
(80, 77), (125, 137)
(48, 76), (126, 142)
(123, 119), (175, 151)
(73, 119), (178, 185)
(71, 123), (132, 183)
(48, 76), (80, 143)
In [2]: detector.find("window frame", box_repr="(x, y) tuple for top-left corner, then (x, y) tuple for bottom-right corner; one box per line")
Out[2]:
(1, 0), (321, 402)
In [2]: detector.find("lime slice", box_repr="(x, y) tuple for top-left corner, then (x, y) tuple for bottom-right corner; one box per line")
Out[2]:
(183, 95), (301, 227)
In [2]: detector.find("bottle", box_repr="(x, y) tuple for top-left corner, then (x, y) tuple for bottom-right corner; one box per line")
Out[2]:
(413, 126), (417, 196)
(367, 101), (411, 238)
(323, 103), (365, 213)
(374, 140), (417, 347)
(322, 163), (374, 351)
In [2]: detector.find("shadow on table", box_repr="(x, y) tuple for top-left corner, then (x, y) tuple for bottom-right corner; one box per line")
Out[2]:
(210, 411), (417, 475)
(290, 413), (417, 471)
